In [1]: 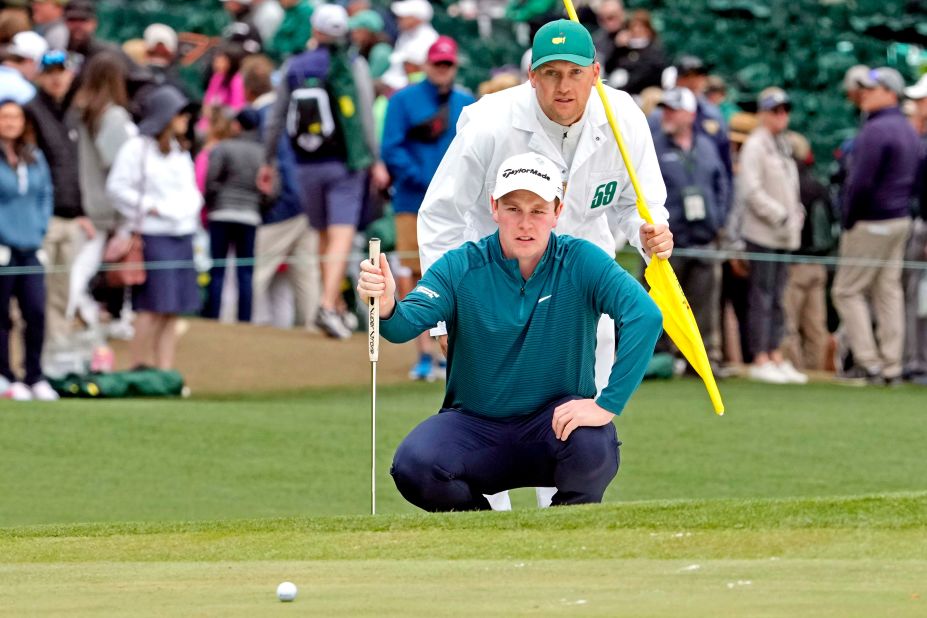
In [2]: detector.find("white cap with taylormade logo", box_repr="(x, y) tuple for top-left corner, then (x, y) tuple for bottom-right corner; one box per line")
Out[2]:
(492, 153), (564, 202)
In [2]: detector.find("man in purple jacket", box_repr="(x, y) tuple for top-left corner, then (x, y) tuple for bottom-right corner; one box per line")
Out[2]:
(833, 67), (921, 385)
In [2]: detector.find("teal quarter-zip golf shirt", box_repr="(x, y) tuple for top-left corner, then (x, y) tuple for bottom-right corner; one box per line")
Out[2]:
(381, 231), (663, 418)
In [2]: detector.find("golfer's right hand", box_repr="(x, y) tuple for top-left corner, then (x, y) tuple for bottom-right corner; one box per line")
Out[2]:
(357, 254), (396, 318)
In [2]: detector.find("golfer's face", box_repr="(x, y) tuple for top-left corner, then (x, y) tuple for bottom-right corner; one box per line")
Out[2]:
(492, 190), (560, 262)
(529, 60), (599, 126)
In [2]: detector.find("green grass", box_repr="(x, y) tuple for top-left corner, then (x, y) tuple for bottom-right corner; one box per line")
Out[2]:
(1, 495), (925, 616)
(1, 379), (925, 525)
(2, 379), (926, 615)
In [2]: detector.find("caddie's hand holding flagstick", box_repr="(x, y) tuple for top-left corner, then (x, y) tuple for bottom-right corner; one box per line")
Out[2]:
(560, 0), (724, 415)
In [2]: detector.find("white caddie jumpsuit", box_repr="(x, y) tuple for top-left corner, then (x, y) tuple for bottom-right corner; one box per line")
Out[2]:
(418, 81), (669, 392)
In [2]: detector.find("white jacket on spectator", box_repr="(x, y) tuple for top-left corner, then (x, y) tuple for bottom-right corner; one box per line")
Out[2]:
(418, 81), (668, 273)
(106, 135), (202, 236)
(381, 22), (438, 90)
(737, 126), (804, 250)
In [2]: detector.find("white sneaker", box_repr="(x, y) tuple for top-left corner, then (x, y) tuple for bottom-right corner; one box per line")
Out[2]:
(483, 491), (513, 511)
(30, 380), (60, 401)
(4, 382), (33, 401)
(535, 486), (557, 508)
(776, 361), (808, 384)
(748, 361), (789, 384)
(315, 307), (352, 340)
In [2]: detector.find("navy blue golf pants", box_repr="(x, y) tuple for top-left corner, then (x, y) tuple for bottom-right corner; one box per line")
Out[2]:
(390, 397), (620, 512)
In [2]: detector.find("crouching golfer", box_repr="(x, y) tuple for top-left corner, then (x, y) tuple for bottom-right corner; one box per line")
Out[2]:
(357, 153), (663, 511)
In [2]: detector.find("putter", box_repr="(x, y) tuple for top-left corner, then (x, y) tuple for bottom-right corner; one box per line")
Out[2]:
(368, 238), (381, 515)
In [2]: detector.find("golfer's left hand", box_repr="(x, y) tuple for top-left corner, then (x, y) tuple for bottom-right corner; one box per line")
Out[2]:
(552, 399), (615, 441)
(640, 222), (673, 260)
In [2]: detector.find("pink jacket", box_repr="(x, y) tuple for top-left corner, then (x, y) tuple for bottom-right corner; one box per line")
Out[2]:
(195, 72), (246, 132)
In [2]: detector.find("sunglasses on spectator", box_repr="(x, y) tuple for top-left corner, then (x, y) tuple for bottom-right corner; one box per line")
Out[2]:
(431, 61), (455, 68)
(770, 104), (791, 115)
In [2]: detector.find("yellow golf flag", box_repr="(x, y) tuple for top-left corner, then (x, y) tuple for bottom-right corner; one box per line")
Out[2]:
(559, 0), (724, 415)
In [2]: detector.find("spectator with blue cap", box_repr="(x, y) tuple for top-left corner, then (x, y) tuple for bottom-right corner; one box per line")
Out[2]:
(25, 49), (95, 363)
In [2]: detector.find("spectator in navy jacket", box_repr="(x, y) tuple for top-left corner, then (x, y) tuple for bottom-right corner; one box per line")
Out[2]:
(0, 99), (58, 401)
(833, 67), (921, 385)
(381, 35), (475, 381)
(651, 87), (728, 366)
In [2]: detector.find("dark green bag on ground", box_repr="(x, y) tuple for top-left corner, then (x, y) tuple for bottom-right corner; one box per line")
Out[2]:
(50, 369), (185, 398)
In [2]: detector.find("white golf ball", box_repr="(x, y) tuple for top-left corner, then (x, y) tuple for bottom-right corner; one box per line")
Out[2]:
(276, 581), (298, 602)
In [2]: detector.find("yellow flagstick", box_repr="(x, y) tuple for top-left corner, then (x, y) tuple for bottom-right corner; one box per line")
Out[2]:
(559, 0), (724, 415)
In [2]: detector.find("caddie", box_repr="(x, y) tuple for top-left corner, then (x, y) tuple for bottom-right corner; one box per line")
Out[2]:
(417, 18), (671, 508)
(357, 152), (663, 511)
(419, 19), (671, 389)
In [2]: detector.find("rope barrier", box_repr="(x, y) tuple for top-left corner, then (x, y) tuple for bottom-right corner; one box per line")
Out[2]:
(0, 245), (925, 277)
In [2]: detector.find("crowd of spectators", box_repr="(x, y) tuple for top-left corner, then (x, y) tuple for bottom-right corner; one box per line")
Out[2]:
(0, 0), (925, 400)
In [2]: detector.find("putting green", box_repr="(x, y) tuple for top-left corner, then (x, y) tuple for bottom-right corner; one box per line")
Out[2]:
(3, 559), (925, 617)
(1, 494), (925, 616)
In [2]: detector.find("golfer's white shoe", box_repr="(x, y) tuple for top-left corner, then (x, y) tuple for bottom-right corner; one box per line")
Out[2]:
(536, 486), (556, 508)
(484, 491), (512, 511)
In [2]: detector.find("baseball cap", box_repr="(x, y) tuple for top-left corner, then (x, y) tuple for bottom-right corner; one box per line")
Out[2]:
(492, 152), (564, 203)
(7, 31), (48, 63)
(39, 49), (70, 73)
(856, 67), (905, 96)
(391, 0), (433, 21)
(427, 36), (457, 64)
(348, 10), (385, 33)
(757, 87), (791, 111)
(675, 55), (708, 76)
(144, 24), (178, 55)
(64, 0), (95, 20)
(905, 73), (927, 100)
(530, 20), (595, 71)
(842, 64), (870, 91)
(311, 4), (349, 38)
(658, 87), (697, 112)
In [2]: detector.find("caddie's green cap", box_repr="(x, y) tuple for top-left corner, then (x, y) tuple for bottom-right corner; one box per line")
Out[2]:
(348, 10), (384, 33)
(530, 20), (595, 71)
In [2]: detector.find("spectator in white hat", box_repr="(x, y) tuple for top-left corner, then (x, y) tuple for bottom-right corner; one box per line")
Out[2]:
(5, 30), (48, 82)
(30, 0), (69, 51)
(380, 0), (437, 90)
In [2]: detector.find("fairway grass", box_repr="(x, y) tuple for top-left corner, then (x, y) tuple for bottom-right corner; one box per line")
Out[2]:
(1, 494), (925, 616)
(2, 379), (926, 615)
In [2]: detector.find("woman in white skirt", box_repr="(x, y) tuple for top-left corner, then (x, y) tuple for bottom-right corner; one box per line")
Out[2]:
(106, 85), (202, 370)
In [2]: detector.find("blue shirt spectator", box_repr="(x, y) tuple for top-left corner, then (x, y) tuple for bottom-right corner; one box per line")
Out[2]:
(381, 77), (474, 214)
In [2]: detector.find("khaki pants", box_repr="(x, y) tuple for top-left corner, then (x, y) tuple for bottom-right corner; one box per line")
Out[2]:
(42, 216), (85, 349)
(252, 214), (319, 328)
(832, 217), (912, 378)
(782, 263), (829, 370)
